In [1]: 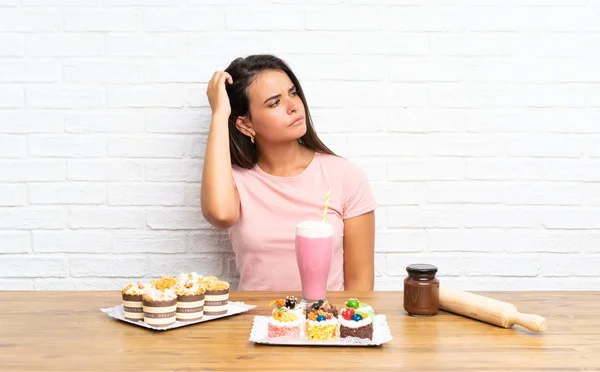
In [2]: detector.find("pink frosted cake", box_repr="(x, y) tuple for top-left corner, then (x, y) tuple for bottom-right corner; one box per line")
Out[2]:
(267, 297), (302, 338)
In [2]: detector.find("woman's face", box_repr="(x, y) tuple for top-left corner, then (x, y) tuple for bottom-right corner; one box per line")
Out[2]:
(243, 69), (307, 144)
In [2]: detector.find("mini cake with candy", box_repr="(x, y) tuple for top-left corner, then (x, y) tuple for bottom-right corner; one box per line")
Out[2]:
(305, 300), (339, 341)
(267, 296), (302, 338)
(338, 298), (374, 340)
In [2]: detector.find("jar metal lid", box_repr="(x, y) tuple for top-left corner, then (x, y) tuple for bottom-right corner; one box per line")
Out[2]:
(406, 264), (438, 274)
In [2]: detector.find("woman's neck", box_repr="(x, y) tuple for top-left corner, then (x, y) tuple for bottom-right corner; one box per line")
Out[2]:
(256, 141), (314, 177)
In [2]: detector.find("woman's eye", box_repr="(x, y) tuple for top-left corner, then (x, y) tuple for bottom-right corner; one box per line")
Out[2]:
(270, 100), (280, 108)
(290, 91), (298, 96)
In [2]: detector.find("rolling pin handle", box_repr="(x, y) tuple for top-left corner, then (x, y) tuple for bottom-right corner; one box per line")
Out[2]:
(509, 312), (548, 333)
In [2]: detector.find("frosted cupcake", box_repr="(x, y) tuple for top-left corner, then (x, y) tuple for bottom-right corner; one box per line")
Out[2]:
(121, 282), (148, 321)
(142, 287), (177, 327)
(199, 276), (230, 315)
(267, 297), (302, 338)
(175, 279), (206, 322)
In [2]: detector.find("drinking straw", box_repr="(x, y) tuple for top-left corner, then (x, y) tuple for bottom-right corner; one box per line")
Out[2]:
(321, 189), (331, 222)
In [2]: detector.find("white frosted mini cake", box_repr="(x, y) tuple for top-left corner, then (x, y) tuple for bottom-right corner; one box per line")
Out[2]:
(142, 287), (177, 327)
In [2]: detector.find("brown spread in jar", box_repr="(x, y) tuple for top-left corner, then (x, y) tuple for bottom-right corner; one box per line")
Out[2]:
(403, 264), (440, 316)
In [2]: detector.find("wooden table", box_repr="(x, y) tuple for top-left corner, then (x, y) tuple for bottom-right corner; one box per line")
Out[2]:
(0, 291), (598, 371)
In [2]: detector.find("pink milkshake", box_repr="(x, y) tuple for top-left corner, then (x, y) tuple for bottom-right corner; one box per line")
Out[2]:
(295, 220), (334, 303)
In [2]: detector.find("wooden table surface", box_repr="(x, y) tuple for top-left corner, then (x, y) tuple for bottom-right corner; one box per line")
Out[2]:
(0, 291), (598, 371)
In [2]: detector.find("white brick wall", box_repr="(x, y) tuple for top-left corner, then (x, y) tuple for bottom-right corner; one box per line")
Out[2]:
(1, 0), (599, 291)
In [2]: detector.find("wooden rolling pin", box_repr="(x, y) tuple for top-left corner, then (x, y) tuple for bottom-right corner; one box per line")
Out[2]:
(439, 287), (547, 332)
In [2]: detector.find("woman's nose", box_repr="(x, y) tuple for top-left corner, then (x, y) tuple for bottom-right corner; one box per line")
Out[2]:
(287, 97), (298, 114)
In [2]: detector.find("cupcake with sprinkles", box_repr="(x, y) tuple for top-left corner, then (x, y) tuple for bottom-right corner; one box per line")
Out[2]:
(305, 300), (339, 341)
(121, 281), (149, 321)
(267, 297), (302, 338)
(338, 298), (374, 340)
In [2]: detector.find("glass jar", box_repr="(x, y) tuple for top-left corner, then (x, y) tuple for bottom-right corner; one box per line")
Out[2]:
(403, 264), (440, 316)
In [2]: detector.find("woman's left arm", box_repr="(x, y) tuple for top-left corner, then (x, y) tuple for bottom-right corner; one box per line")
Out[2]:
(343, 211), (375, 291)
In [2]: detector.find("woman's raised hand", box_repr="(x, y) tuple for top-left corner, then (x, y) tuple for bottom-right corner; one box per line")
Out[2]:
(206, 71), (233, 118)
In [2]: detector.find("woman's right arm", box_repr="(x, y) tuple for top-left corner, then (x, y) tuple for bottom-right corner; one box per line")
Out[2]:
(201, 71), (240, 229)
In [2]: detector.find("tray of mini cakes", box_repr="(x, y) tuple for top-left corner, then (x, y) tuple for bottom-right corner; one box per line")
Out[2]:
(249, 297), (393, 346)
(100, 273), (256, 330)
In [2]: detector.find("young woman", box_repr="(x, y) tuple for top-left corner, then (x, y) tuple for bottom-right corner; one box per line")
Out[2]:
(201, 55), (377, 291)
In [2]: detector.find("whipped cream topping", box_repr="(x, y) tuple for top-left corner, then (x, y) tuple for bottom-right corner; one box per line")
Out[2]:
(338, 316), (372, 328)
(175, 279), (206, 296)
(176, 272), (202, 285)
(143, 287), (177, 302)
(122, 281), (149, 296)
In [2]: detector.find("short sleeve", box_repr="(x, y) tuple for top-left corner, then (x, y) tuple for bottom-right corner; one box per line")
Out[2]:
(231, 165), (242, 189)
(342, 161), (378, 220)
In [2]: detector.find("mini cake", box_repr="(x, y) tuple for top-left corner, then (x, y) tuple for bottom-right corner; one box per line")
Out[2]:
(150, 275), (176, 290)
(339, 298), (374, 340)
(305, 300), (339, 341)
(200, 276), (230, 316)
(175, 279), (206, 322)
(121, 281), (148, 321)
(267, 297), (302, 338)
(142, 287), (177, 327)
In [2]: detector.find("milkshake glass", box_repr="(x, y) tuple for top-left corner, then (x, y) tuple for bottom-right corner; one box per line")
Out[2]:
(295, 220), (334, 307)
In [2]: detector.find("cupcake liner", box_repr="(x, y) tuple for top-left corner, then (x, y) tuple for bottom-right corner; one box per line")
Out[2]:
(122, 293), (143, 320)
(176, 293), (205, 321)
(204, 289), (229, 316)
(142, 298), (177, 327)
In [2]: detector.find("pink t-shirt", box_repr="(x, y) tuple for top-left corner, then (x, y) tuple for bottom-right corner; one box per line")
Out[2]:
(229, 152), (378, 291)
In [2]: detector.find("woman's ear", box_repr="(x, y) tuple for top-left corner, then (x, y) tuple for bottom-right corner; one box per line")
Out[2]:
(235, 116), (255, 138)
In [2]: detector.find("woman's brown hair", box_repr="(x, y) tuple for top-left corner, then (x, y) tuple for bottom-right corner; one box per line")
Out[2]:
(224, 54), (336, 169)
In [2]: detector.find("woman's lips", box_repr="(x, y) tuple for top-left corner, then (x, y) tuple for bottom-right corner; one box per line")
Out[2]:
(289, 116), (305, 126)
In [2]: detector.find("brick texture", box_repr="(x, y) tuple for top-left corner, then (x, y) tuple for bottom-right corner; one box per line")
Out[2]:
(1, 1), (598, 291)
